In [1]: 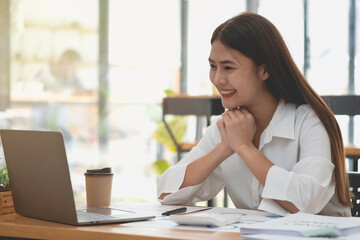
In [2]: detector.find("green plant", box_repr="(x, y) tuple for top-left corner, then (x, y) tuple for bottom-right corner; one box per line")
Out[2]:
(149, 89), (189, 176)
(151, 116), (187, 152)
(151, 89), (188, 152)
(0, 167), (10, 192)
(151, 159), (171, 177)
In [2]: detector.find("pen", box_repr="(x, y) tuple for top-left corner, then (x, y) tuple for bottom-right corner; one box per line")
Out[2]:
(161, 207), (187, 216)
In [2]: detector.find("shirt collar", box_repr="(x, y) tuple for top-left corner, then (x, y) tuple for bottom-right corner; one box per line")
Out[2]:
(261, 99), (296, 146)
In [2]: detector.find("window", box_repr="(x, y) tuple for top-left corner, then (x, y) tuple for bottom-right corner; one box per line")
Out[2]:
(108, 0), (180, 202)
(4, 0), (181, 203)
(8, 0), (99, 195)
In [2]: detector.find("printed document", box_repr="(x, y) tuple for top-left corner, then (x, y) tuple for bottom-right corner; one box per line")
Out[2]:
(240, 212), (360, 238)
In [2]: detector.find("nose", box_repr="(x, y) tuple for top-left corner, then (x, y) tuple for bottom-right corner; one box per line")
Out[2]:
(210, 69), (226, 86)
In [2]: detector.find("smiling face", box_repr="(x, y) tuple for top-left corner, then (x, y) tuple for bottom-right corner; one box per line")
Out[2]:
(209, 40), (270, 110)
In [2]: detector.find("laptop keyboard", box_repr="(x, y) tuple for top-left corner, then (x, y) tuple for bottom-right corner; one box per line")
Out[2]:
(77, 210), (120, 222)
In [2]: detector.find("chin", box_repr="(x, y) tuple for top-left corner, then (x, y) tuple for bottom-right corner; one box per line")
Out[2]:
(221, 99), (240, 110)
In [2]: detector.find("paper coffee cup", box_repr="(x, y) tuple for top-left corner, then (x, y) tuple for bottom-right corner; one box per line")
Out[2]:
(85, 167), (113, 207)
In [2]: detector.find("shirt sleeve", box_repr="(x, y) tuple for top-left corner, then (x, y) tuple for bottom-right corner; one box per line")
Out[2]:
(259, 110), (335, 215)
(157, 116), (225, 205)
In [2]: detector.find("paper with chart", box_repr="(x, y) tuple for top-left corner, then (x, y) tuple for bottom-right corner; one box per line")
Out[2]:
(240, 212), (360, 238)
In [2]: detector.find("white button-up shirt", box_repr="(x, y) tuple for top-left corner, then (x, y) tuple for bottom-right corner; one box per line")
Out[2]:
(157, 100), (351, 216)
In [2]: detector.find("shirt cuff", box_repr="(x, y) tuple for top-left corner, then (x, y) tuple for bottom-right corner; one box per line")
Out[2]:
(258, 198), (290, 216)
(262, 165), (292, 201)
(160, 163), (188, 193)
(260, 161), (334, 214)
(159, 184), (201, 205)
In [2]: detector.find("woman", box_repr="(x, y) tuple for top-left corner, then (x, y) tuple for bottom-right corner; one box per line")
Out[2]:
(157, 12), (351, 216)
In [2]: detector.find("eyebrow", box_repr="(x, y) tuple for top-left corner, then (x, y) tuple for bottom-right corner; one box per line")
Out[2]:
(208, 58), (236, 65)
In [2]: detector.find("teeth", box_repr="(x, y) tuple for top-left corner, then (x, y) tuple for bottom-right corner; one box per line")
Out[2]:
(221, 90), (236, 94)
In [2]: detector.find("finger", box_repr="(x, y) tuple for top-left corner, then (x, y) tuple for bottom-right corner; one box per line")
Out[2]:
(226, 109), (239, 119)
(217, 119), (225, 129)
(217, 119), (227, 137)
(229, 109), (248, 121)
(222, 111), (231, 122)
(231, 108), (244, 117)
(242, 108), (254, 117)
(238, 108), (253, 119)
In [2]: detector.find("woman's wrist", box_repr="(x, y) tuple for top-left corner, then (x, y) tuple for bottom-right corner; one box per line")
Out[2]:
(234, 143), (257, 158)
(215, 143), (234, 159)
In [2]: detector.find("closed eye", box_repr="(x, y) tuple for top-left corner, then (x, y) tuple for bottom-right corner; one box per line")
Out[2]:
(224, 66), (234, 70)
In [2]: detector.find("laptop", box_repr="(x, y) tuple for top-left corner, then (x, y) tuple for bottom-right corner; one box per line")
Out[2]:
(0, 129), (155, 225)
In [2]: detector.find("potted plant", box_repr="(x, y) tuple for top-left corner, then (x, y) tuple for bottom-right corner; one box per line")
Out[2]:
(0, 167), (14, 214)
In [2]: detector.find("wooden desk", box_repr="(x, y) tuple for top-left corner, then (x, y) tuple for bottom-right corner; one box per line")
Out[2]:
(0, 213), (240, 240)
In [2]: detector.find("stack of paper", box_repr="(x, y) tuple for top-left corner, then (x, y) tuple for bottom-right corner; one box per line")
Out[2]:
(240, 213), (360, 239)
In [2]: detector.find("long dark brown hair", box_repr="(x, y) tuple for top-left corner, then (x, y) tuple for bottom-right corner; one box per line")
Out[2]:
(211, 12), (351, 207)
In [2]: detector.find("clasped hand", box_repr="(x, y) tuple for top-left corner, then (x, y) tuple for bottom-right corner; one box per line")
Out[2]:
(217, 108), (257, 155)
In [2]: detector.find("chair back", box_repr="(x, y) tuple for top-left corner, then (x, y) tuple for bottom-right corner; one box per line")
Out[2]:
(349, 171), (360, 217)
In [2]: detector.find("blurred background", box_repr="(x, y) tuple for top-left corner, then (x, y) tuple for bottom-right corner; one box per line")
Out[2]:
(0, 0), (359, 205)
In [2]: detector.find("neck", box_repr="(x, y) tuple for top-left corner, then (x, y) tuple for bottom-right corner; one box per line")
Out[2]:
(248, 96), (278, 133)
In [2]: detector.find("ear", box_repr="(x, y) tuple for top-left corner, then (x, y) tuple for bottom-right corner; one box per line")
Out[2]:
(259, 64), (269, 81)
